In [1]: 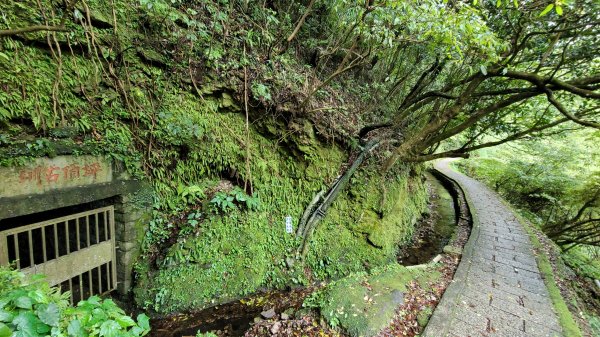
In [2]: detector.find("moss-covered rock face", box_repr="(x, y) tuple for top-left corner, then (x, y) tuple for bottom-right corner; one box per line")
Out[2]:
(0, 0), (429, 314)
(132, 107), (428, 312)
(306, 264), (441, 337)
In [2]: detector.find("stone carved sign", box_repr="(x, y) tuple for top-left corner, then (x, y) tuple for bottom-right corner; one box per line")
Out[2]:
(0, 156), (112, 198)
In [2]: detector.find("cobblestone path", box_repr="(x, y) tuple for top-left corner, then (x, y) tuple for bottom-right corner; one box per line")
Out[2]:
(422, 159), (563, 337)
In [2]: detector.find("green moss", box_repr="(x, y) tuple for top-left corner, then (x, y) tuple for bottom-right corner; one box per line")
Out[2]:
(131, 98), (427, 312)
(307, 263), (440, 337)
(0, 0), (429, 315)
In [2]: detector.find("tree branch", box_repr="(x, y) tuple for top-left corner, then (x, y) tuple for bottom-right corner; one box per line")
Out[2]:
(545, 90), (600, 129)
(0, 25), (68, 37)
(286, 0), (317, 43)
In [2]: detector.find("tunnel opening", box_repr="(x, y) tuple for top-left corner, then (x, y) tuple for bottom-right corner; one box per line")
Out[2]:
(0, 197), (118, 303)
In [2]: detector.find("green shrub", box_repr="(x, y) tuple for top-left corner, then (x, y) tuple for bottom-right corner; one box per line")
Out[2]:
(0, 268), (150, 337)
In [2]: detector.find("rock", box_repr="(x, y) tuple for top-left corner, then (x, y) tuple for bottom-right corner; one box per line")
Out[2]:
(281, 313), (289, 320)
(285, 257), (295, 268)
(270, 322), (282, 334)
(261, 308), (276, 319)
(443, 245), (462, 256)
(76, 7), (113, 29)
(390, 290), (405, 305)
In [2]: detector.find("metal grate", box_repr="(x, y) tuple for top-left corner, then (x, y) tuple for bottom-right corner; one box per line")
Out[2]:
(0, 206), (116, 303)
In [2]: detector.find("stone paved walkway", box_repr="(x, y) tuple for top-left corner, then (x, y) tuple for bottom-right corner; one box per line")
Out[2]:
(422, 159), (563, 337)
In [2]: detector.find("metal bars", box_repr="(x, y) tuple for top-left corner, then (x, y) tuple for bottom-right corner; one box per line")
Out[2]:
(0, 206), (116, 303)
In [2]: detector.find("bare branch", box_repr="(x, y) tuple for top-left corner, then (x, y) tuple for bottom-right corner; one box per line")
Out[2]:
(0, 25), (68, 37)
(545, 90), (600, 129)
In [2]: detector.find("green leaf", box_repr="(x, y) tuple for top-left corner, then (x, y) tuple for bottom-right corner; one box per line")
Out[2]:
(130, 326), (144, 337)
(136, 314), (150, 331)
(27, 290), (47, 304)
(555, 5), (563, 15)
(480, 65), (488, 75)
(0, 323), (12, 337)
(496, 0), (502, 7)
(14, 296), (33, 310)
(0, 309), (13, 322)
(99, 320), (121, 337)
(36, 303), (60, 327)
(86, 296), (101, 306)
(115, 315), (135, 328)
(539, 3), (554, 16)
(67, 319), (87, 337)
(12, 311), (43, 337)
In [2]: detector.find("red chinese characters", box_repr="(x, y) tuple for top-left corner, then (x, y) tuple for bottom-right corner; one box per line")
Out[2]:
(45, 165), (60, 183)
(62, 164), (81, 180)
(18, 162), (102, 185)
(83, 163), (101, 178)
(18, 166), (44, 185)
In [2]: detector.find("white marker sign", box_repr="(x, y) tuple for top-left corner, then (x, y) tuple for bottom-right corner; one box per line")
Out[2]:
(285, 216), (293, 234)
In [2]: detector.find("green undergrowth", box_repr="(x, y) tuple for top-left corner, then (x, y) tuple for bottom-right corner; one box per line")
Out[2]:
(304, 263), (440, 337)
(0, 0), (429, 316)
(0, 267), (150, 337)
(562, 247), (600, 281)
(132, 107), (428, 312)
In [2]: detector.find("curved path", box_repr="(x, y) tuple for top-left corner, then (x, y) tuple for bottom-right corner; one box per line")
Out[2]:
(423, 159), (563, 337)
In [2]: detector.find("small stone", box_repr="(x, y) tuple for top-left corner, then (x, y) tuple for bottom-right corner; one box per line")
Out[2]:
(443, 245), (462, 256)
(270, 322), (281, 334)
(281, 313), (289, 320)
(261, 308), (276, 319)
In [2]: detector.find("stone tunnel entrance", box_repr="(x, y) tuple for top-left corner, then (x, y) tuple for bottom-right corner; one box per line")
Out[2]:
(0, 155), (150, 301)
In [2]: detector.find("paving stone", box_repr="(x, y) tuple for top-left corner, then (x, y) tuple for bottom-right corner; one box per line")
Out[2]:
(422, 159), (563, 337)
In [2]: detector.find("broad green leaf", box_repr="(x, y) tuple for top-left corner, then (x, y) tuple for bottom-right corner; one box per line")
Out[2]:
(496, 0), (502, 7)
(27, 290), (47, 304)
(14, 296), (33, 310)
(0, 308), (13, 322)
(36, 303), (60, 326)
(67, 319), (87, 337)
(115, 315), (135, 328)
(136, 314), (150, 331)
(12, 311), (43, 337)
(480, 65), (488, 75)
(86, 296), (101, 306)
(0, 323), (12, 337)
(539, 4), (554, 16)
(130, 326), (144, 337)
(99, 320), (120, 337)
